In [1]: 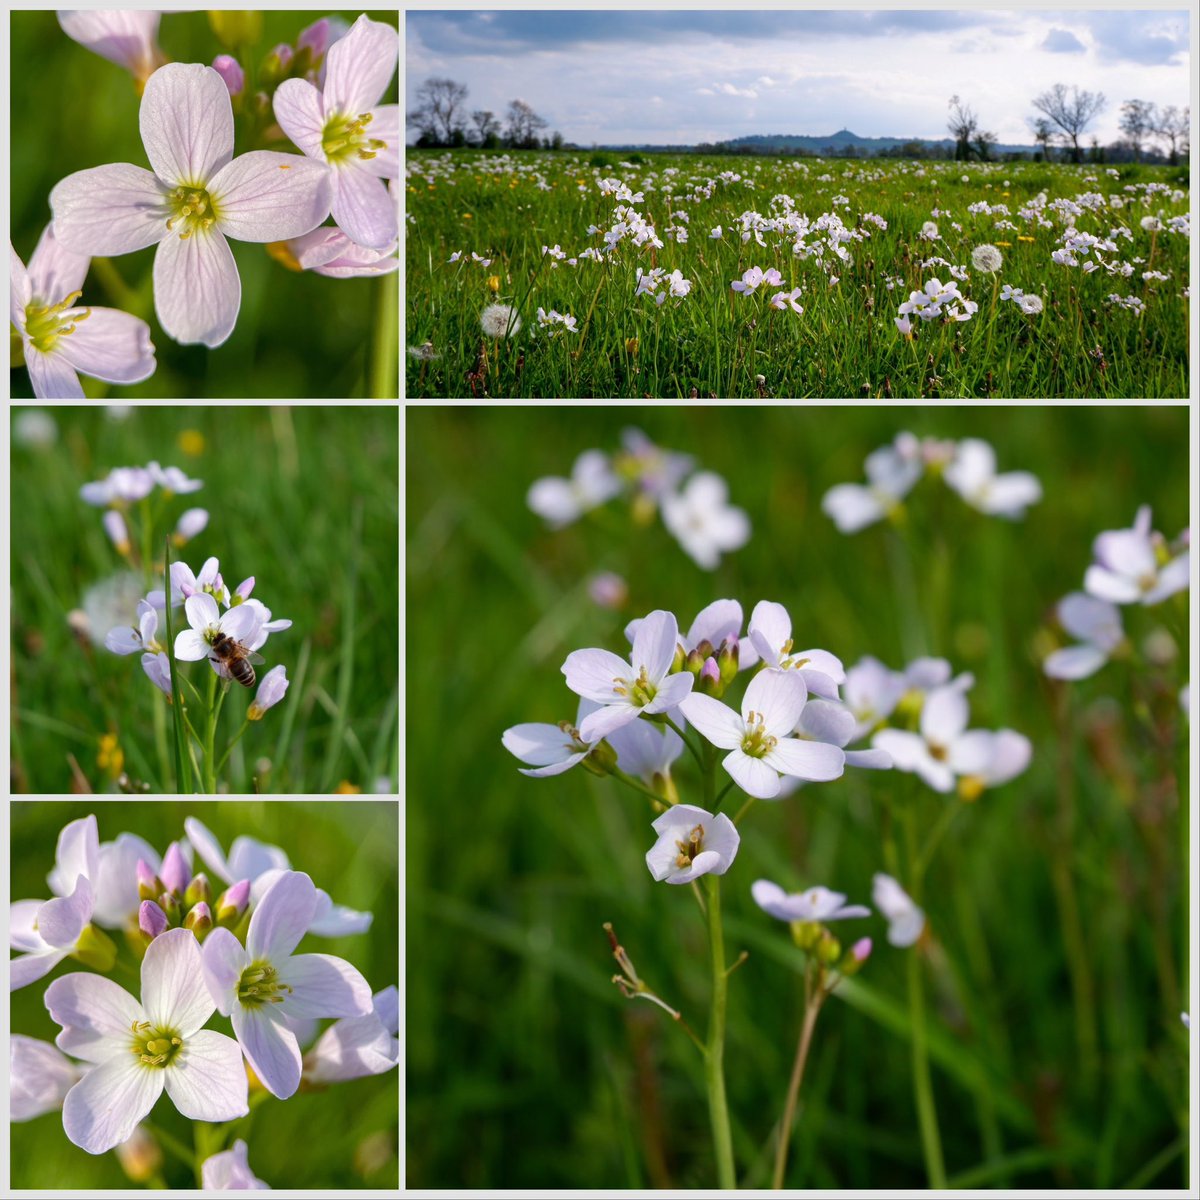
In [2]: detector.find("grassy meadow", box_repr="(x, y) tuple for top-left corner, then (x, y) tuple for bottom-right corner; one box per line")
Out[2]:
(9, 800), (399, 1189)
(406, 404), (1191, 1189)
(9, 405), (399, 794)
(404, 151), (1188, 399)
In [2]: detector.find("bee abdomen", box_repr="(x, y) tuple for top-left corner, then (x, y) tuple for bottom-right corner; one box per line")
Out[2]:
(230, 659), (256, 687)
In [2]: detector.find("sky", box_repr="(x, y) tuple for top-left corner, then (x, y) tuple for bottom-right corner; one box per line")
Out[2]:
(406, 9), (1191, 146)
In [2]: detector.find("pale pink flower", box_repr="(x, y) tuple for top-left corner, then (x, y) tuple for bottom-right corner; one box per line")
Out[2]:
(272, 225), (398, 278)
(57, 10), (165, 86)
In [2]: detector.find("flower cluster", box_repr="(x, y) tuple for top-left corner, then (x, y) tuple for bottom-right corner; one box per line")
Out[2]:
(822, 431), (1041, 533)
(1044, 505), (1189, 681)
(895, 277), (978, 336)
(13, 12), (397, 397)
(10, 813), (396, 1178)
(527, 428), (751, 570)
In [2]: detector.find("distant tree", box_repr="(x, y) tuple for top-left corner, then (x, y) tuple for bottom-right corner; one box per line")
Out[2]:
(947, 95), (978, 161)
(1031, 84), (1106, 163)
(471, 109), (501, 148)
(549, 130), (564, 151)
(1153, 105), (1189, 165)
(972, 130), (997, 162)
(1119, 99), (1157, 161)
(407, 77), (469, 146)
(505, 99), (549, 149)
(1087, 137), (1104, 164)
(1028, 116), (1056, 162)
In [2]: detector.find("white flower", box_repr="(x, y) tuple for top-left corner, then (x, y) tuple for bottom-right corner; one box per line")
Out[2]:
(562, 609), (694, 743)
(942, 438), (1042, 518)
(173, 593), (263, 675)
(46, 928), (249, 1154)
(751, 880), (871, 923)
(606, 713), (684, 783)
(795, 698), (893, 769)
(1084, 506), (1189, 605)
(821, 432), (923, 533)
(870, 679), (974, 793)
(660, 472), (751, 570)
(201, 1138), (270, 1190)
(527, 449), (622, 529)
(1044, 593), (1124, 680)
(247, 665), (289, 720)
(201, 871), (373, 1100)
(105, 599), (165, 656)
(679, 668), (845, 799)
(872, 874), (925, 947)
(480, 303), (521, 338)
(970, 244), (1003, 272)
(14, 409), (59, 447)
(502, 707), (594, 778)
(645, 804), (740, 884)
(842, 656), (906, 739)
(769, 287), (804, 314)
(11, 1035), (83, 1121)
(745, 600), (845, 698)
(302, 986), (398, 1084)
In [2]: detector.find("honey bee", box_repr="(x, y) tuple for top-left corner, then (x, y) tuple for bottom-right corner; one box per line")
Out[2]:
(209, 631), (264, 687)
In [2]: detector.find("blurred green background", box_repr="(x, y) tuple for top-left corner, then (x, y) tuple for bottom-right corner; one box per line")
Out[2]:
(10, 404), (398, 793)
(9, 10), (398, 399)
(407, 405), (1191, 1188)
(10, 799), (399, 1189)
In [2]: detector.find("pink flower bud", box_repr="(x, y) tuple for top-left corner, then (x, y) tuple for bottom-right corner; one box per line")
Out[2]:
(701, 656), (720, 685)
(235, 576), (255, 600)
(211, 54), (244, 96)
(852, 937), (872, 963)
(139, 899), (168, 939)
(173, 507), (209, 543)
(184, 901), (213, 933)
(586, 571), (628, 610)
(103, 510), (130, 554)
(269, 42), (293, 68)
(248, 664), (289, 720)
(217, 878), (251, 923)
(160, 841), (190, 896)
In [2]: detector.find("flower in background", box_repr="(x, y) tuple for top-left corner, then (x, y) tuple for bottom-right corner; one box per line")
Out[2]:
(615, 428), (694, 503)
(769, 287), (804, 314)
(211, 54), (244, 97)
(201, 1139), (270, 1190)
(751, 880), (871, 923)
(872, 873), (925, 947)
(11, 1036), (83, 1121)
(11, 225), (156, 399)
(587, 571), (628, 610)
(46, 929), (248, 1154)
(105, 599), (166, 656)
(172, 508), (209, 545)
(942, 438), (1042, 518)
(302, 986), (398, 1084)
(1084, 506), (1189, 605)
(822, 432), (924, 533)
(1043, 593), (1125, 680)
(645, 804), (739, 885)
(13, 409), (59, 448)
(794, 698), (894, 769)
(535, 306), (579, 334)
(527, 449), (621, 528)
(731, 265), (783, 295)
(660, 473), (751, 570)
(273, 15), (399, 250)
(57, 10), (166, 88)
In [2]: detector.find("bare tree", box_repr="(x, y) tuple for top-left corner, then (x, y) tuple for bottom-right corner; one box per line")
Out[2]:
(471, 109), (501, 147)
(947, 95), (978, 162)
(505, 98), (549, 149)
(1027, 116), (1056, 161)
(1118, 99), (1157, 161)
(406, 77), (469, 146)
(1153, 104), (1189, 165)
(1031, 84), (1106, 163)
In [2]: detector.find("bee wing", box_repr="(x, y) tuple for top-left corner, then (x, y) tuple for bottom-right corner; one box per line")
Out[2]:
(247, 650), (265, 665)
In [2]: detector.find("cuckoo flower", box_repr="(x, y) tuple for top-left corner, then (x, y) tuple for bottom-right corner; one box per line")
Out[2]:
(11, 225), (155, 399)
(45, 928), (248, 1154)
(269, 224), (398, 277)
(679, 668), (845, 799)
(645, 805), (740, 885)
(302, 986), (399, 1084)
(50, 63), (333, 347)
(821, 432), (924, 533)
(174, 593), (263, 675)
(751, 880), (871, 923)
(11, 1036), (83, 1121)
(1044, 592), (1126, 680)
(562, 609), (694, 743)
(660, 472), (752, 570)
(201, 871), (373, 1099)
(57, 10), (165, 87)
(273, 14), (398, 249)
(745, 600), (845, 699)
(872, 874), (925, 947)
(1084, 505), (1190, 605)
(201, 1139), (269, 1190)
(528, 449), (621, 528)
(942, 438), (1042, 518)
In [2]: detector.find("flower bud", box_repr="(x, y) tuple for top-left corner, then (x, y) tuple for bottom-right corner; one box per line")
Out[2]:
(139, 899), (169, 940)
(103, 510), (131, 556)
(261, 41), (293, 82)
(216, 878), (251, 924)
(208, 10), (263, 49)
(296, 15), (346, 62)
(184, 873), (211, 908)
(248, 664), (289, 720)
(684, 647), (706, 676)
(184, 901), (213, 935)
(698, 656), (722, 696)
(717, 635), (740, 686)
(211, 54), (244, 96)
(816, 930), (842, 965)
(586, 571), (627, 610)
(137, 858), (163, 902)
(172, 507), (209, 546)
(840, 937), (873, 975)
(72, 923), (118, 972)
(160, 841), (190, 896)
(115, 1124), (163, 1183)
(790, 920), (821, 951)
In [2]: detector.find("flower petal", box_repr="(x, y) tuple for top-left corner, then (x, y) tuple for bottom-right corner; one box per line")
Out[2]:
(201, 927), (248, 1017)
(273, 77), (326, 160)
(36, 876), (94, 948)
(1083, 564), (1141, 604)
(184, 591), (219, 632)
(306, 895), (373, 937)
(50, 815), (100, 896)
(369, 104), (399, 178)
(765, 737), (846, 782)
(27, 223), (90, 303)
(55, 307), (156, 384)
(630, 609), (679, 682)
(277, 952), (373, 1019)
(184, 816), (233, 883)
(323, 14), (397, 114)
(232, 1005), (301, 1099)
(562, 647), (633, 703)
(45, 972), (144, 1063)
(62, 1054), (164, 1154)
(246, 870), (318, 962)
(723, 749), (780, 799)
(24, 347), (85, 400)
(748, 600), (792, 667)
(164, 1029), (249, 1121)
(577, 701), (639, 744)
(677, 693), (743, 749)
(141, 928), (214, 1035)
(50, 164), (168, 256)
(140, 62), (234, 187)
(331, 161), (397, 250)
(742, 668), (807, 737)
(209, 152), (332, 242)
(1043, 644), (1108, 680)
(11, 949), (69, 992)
(644, 670), (693, 713)
(227, 836), (290, 881)
(11, 899), (46, 952)
(174, 628), (210, 661)
(153, 229), (240, 348)
(11, 243), (31, 327)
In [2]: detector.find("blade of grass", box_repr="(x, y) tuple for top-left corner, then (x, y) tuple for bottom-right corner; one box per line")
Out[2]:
(320, 500), (362, 792)
(163, 536), (192, 794)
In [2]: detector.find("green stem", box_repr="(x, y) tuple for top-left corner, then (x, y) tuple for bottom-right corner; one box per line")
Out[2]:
(664, 716), (705, 772)
(217, 718), (252, 774)
(712, 777), (736, 812)
(772, 963), (824, 1189)
(704, 873), (736, 1189)
(610, 766), (667, 808)
(203, 669), (219, 794)
(369, 273), (398, 397)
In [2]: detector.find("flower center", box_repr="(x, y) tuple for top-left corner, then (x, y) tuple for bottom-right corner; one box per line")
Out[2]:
(928, 741), (949, 762)
(674, 823), (706, 868)
(741, 711), (778, 758)
(321, 110), (386, 164)
(557, 719), (589, 752)
(614, 666), (657, 707)
(129, 1019), (183, 1068)
(23, 292), (90, 354)
(165, 185), (220, 240)
(237, 961), (293, 1007)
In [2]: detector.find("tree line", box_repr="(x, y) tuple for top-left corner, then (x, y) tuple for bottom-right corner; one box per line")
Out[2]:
(407, 78), (564, 150)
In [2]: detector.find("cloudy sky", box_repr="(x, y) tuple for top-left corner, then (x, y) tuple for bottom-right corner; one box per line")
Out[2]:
(407, 9), (1190, 146)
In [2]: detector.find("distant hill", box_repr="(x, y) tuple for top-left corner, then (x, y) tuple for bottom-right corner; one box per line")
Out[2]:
(598, 129), (1039, 156)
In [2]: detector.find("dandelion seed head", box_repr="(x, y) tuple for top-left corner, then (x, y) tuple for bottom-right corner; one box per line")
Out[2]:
(971, 244), (1003, 273)
(480, 303), (521, 338)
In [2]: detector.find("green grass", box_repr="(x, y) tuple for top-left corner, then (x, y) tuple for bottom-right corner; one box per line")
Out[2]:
(405, 150), (1188, 398)
(406, 405), (1190, 1188)
(8, 10), (398, 399)
(10, 405), (398, 793)
(9, 800), (398, 1190)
